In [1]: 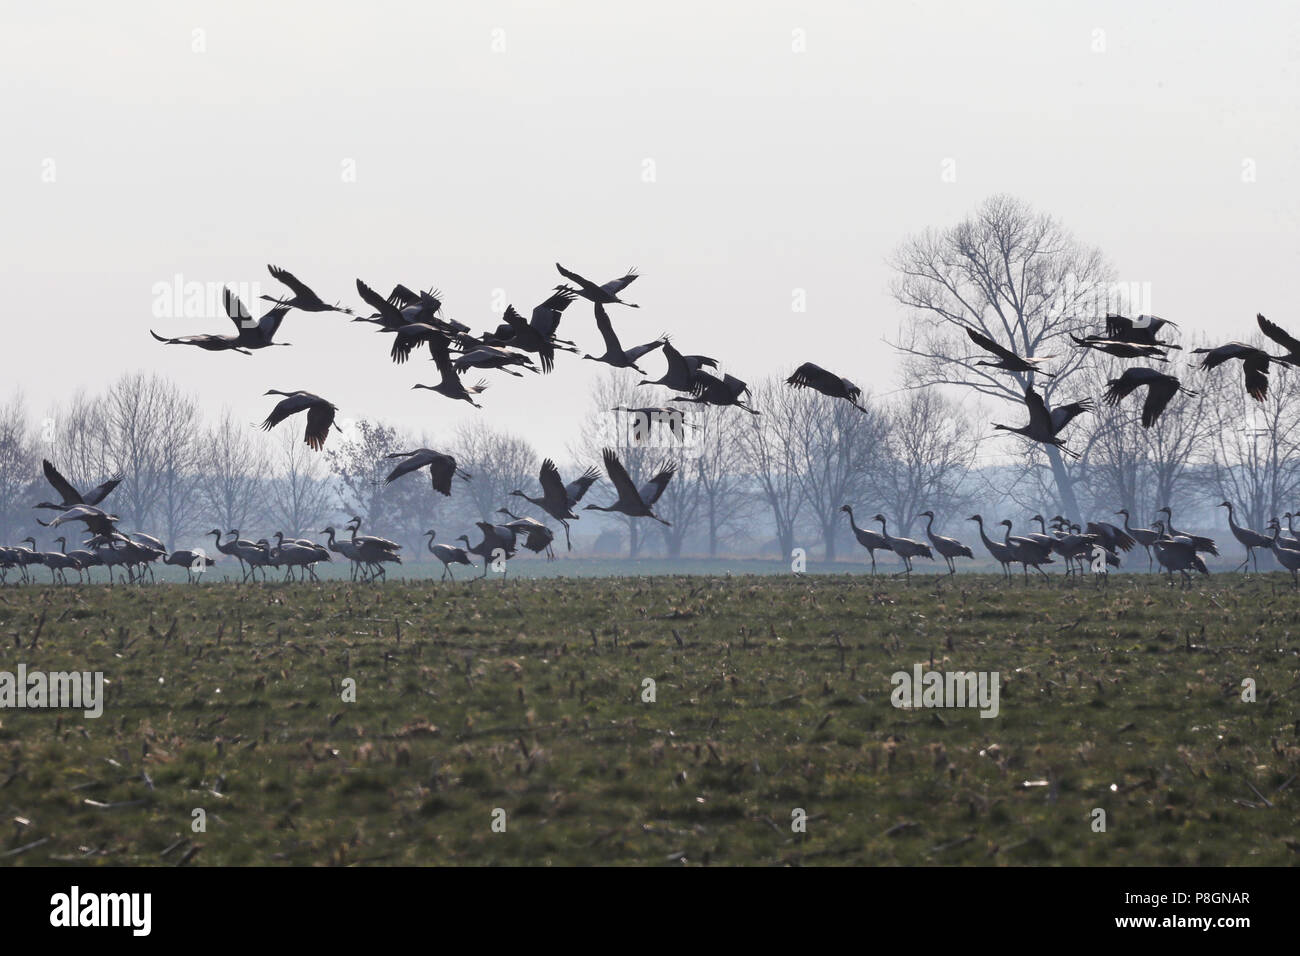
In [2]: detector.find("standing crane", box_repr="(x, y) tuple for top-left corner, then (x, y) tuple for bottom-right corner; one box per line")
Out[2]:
(967, 515), (1016, 580)
(457, 523), (518, 578)
(1115, 510), (1159, 571)
(871, 514), (933, 576)
(1000, 520), (1054, 581)
(917, 511), (972, 575)
(424, 530), (474, 581)
(1266, 519), (1300, 588)
(1219, 501), (1271, 572)
(1155, 507), (1218, 555)
(840, 506), (892, 574)
(1152, 521), (1210, 587)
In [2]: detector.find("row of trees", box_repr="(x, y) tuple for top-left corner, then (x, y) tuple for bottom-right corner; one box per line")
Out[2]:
(3, 195), (1297, 560)
(0, 369), (985, 558)
(891, 193), (1300, 540)
(3, 359), (1299, 561)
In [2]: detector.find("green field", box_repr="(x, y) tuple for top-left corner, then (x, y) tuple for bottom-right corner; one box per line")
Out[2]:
(0, 572), (1296, 866)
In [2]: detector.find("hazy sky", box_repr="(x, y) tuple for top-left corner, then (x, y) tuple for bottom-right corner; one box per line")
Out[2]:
(3, 0), (1296, 457)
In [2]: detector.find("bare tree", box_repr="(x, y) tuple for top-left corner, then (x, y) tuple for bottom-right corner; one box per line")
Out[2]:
(735, 377), (805, 558)
(650, 452), (704, 558)
(1074, 351), (1211, 523)
(45, 388), (113, 495)
(326, 419), (403, 529)
(101, 372), (175, 530)
(875, 389), (979, 536)
(789, 388), (881, 557)
(266, 429), (335, 538)
(1203, 341), (1300, 533)
(691, 404), (754, 556)
(890, 194), (1115, 521)
(451, 418), (538, 523)
(154, 386), (204, 547)
(569, 370), (659, 556)
(0, 391), (38, 543)
(199, 408), (269, 534)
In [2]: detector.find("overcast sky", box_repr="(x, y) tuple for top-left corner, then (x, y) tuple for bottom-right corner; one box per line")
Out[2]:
(3, 0), (1296, 458)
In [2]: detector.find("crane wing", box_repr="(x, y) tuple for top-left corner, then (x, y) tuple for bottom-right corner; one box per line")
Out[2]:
(1243, 353), (1270, 402)
(1257, 313), (1300, 354)
(530, 287), (576, 335)
(261, 394), (308, 431)
(355, 278), (406, 327)
(1103, 369), (1143, 406)
(426, 455), (457, 495)
(786, 362), (835, 393)
(501, 305), (530, 334)
(383, 451), (426, 484)
(564, 465), (601, 506)
(555, 262), (599, 295)
(42, 459), (83, 504)
(1023, 386), (1052, 432)
(1141, 376), (1179, 428)
(429, 335), (459, 385)
(538, 458), (568, 507)
(267, 264), (317, 302)
(966, 327), (1020, 363)
(601, 448), (642, 505)
(593, 303), (621, 355)
(639, 462), (677, 507)
(224, 287), (255, 331)
(600, 269), (638, 296)
(81, 474), (124, 507)
(303, 404), (334, 451)
(257, 305), (290, 341)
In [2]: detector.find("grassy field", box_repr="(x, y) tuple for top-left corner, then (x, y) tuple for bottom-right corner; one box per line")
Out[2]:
(0, 571), (1297, 866)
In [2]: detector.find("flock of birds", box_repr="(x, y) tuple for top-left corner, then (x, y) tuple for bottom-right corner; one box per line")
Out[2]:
(3, 264), (870, 584)
(838, 500), (1300, 587)
(839, 311), (1300, 587)
(6, 262), (1300, 587)
(969, 312), (1300, 456)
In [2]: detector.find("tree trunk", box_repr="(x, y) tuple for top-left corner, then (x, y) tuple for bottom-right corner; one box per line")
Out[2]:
(777, 523), (795, 560)
(1045, 446), (1081, 524)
